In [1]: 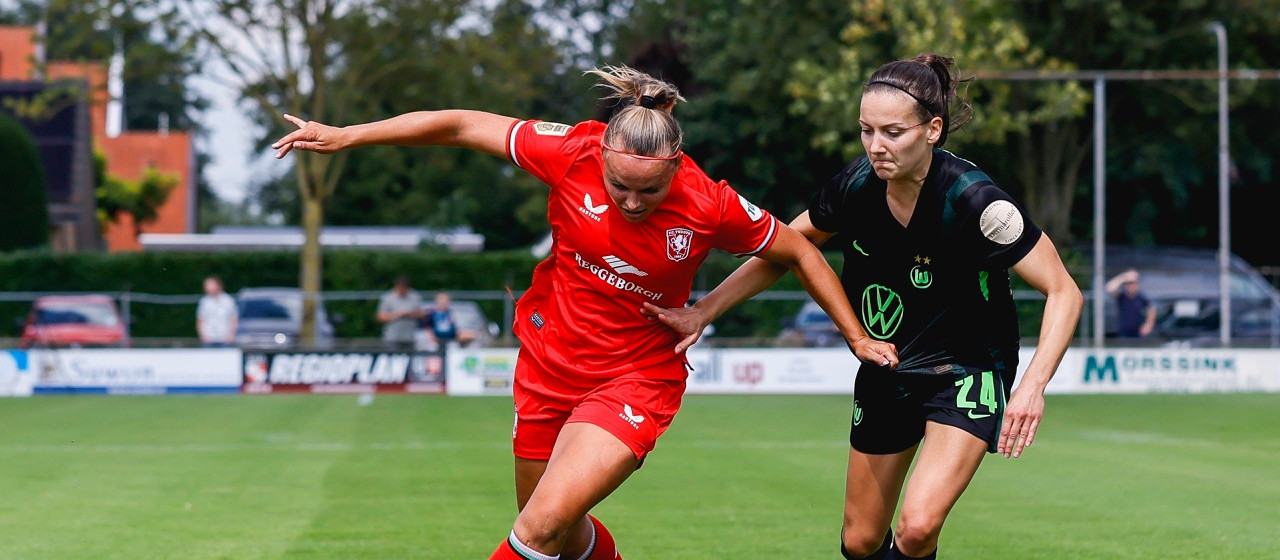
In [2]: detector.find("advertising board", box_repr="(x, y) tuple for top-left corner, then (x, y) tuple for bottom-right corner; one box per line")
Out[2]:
(242, 350), (445, 394)
(30, 349), (242, 394)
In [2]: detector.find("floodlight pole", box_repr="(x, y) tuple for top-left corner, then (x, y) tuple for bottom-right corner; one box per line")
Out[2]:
(1092, 75), (1107, 349)
(1208, 22), (1231, 346)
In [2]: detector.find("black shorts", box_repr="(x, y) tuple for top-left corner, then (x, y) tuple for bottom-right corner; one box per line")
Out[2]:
(850, 362), (1016, 454)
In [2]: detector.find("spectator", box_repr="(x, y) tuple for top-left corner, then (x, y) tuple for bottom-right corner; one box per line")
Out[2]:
(377, 275), (424, 349)
(196, 276), (237, 347)
(420, 292), (476, 349)
(1106, 269), (1156, 338)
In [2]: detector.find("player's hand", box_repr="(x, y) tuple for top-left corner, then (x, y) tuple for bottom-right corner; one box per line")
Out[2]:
(850, 336), (898, 369)
(998, 385), (1045, 458)
(641, 302), (710, 354)
(272, 114), (345, 158)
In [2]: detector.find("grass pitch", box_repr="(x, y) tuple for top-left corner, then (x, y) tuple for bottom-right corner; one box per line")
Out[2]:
(1, 393), (1277, 559)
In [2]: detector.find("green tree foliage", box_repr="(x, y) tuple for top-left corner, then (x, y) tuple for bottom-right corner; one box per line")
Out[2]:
(644, 0), (861, 219)
(179, 0), (571, 337)
(92, 151), (178, 237)
(1011, 1), (1280, 264)
(318, 0), (580, 249)
(787, 0), (1090, 241)
(0, 112), (51, 251)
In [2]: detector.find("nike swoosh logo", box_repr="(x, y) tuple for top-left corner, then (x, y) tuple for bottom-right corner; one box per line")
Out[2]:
(852, 240), (869, 257)
(967, 410), (992, 419)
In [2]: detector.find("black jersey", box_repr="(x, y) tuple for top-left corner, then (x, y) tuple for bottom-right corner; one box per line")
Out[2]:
(810, 149), (1042, 377)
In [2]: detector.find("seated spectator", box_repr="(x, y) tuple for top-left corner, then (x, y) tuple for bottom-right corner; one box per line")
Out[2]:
(420, 292), (476, 350)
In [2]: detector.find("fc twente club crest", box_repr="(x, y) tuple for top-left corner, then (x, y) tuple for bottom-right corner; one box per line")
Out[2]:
(666, 227), (693, 262)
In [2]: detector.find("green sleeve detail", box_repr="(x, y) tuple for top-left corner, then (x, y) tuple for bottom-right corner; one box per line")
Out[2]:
(939, 169), (993, 231)
(844, 158), (875, 193)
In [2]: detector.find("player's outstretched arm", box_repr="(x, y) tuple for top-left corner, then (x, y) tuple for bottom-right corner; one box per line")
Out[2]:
(756, 221), (897, 367)
(999, 233), (1084, 458)
(271, 110), (518, 160)
(643, 212), (821, 353)
(647, 212), (896, 365)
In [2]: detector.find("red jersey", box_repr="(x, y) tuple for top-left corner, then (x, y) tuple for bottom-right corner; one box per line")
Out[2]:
(506, 120), (779, 379)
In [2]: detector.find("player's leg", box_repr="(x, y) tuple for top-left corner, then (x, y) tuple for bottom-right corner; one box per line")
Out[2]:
(547, 371), (683, 560)
(887, 421), (987, 559)
(492, 422), (638, 559)
(841, 369), (928, 559)
(495, 354), (605, 560)
(886, 365), (1013, 559)
(513, 458), (596, 559)
(840, 446), (915, 559)
(496, 369), (680, 559)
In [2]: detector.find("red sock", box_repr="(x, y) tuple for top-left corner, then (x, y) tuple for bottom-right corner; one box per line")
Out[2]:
(488, 539), (523, 560)
(490, 532), (559, 560)
(585, 515), (621, 560)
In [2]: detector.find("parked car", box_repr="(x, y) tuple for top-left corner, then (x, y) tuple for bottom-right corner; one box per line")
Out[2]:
(414, 299), (502, 350)
(775, 300), (843, 348)
(234, 288), (335, 349)
(19, 295), (128, 349)
(1090, 246), (1280, 345)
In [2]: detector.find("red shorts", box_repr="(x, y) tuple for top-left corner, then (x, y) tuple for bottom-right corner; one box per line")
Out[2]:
(512, 352), (687, 461)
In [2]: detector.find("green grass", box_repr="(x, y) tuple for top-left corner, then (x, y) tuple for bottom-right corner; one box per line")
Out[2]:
(1, 393), (1277, 559)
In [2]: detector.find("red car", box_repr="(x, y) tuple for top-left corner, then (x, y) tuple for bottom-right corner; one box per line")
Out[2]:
(20, 295), (129, 349)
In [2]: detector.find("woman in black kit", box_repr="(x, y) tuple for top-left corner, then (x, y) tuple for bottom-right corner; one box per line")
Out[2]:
(646, 53), (1083, 560)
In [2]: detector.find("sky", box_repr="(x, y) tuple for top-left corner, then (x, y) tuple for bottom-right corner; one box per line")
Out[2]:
(191, 55), (283, 205)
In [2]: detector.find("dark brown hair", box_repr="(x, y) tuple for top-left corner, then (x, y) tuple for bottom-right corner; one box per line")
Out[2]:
(864, 53), (973, 148)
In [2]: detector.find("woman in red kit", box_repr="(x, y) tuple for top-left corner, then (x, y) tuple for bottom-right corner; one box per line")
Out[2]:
(272, 66), (897, 560)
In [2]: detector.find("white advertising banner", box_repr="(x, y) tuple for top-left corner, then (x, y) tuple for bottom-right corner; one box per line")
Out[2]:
(0, 350), (34, 397)
(686, 348), (856, 394)
(1025, 347), (1280, 394)
(443, 348), (857, 396)
(30, 348), (243, 394)
(448, 347), (1280, 396)
(446, 348), (520, 396)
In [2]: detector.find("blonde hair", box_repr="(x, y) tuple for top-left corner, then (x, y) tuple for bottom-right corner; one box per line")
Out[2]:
(586, 65), (685, 160)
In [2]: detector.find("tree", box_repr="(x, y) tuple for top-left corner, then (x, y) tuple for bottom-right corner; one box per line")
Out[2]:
(532, 0), (871, 219)
(319, 0), (578, 250)
(1010, 0), (1280, 265)
(788, 0), (1090, 241)
(653, 0), (862, 218)
(181, 0), (569, 338)
(0, 111), (51, 251)
(181, 0), (356, 342)
(93, 151), (177, 237)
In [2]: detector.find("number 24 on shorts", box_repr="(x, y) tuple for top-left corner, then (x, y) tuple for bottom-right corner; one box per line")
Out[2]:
(955, 371), (998, 419)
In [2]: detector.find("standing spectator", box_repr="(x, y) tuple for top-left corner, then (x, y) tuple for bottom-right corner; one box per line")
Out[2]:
(196, 276), (237, 347)
(1106, 269), (1156, 338)
(421, 291), (477, 349)
(377, 275), (424, 349)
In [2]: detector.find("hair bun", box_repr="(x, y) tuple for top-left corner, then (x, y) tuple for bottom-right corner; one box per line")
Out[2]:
(639, 95), (658, 109)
